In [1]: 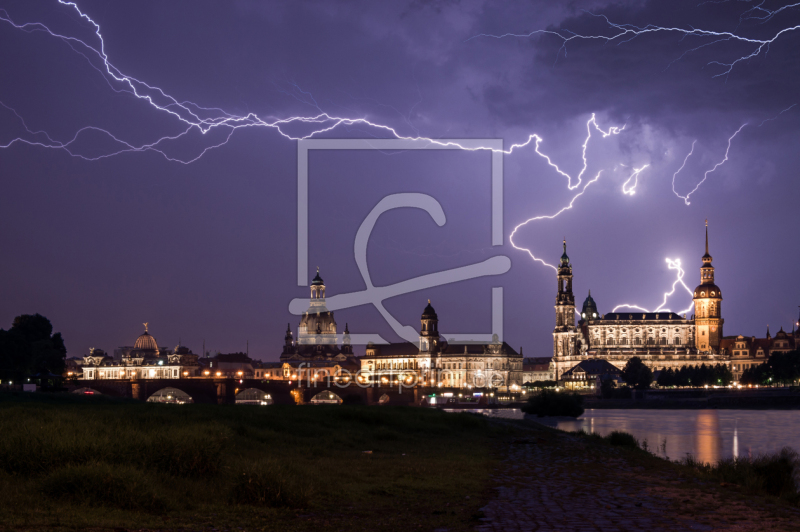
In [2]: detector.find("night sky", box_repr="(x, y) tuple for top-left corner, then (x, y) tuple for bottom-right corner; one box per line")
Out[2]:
(1, 0), (798, 361)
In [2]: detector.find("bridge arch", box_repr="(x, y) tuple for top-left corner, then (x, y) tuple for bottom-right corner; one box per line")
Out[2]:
(72, 387), (102, 395)
(310, 390), (342, 404)
(146, 387), (194, 404)
(235, 388), (274, 405)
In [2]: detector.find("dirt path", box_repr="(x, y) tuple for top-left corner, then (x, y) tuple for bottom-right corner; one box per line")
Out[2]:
(475, 420), (800, 532)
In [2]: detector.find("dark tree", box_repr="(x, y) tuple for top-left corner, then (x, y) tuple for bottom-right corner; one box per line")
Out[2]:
(657, 367), (675, 387)
(522, 389), (584, 418)
(0, 314), (67, 381)
(621, 356), (653, 390)
(768, 350), (800, 385)
(740, 363), (772, 386)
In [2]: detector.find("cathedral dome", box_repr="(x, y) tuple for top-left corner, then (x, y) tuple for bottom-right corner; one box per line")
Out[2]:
(422, 300), (438, 319)
(693, 284), (722, 299)
(581, 291), (598, 319)
(133, 330), (158, 351)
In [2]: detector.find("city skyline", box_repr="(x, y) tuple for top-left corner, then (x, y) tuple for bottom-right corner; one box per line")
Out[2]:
(1, 1), (798, 358)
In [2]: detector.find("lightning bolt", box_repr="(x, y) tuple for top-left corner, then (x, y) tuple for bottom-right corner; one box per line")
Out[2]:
(612, 258), (695, 316)
(621, 164), (651, 195)
(469, 7), (800, 78)
(0, 1), (790, 322)
(672, 124), (747, 205)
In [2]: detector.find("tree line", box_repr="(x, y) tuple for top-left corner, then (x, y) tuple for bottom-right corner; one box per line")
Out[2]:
(655, 363), (733, 387)
(0, 314), (66, 382)
(739, 350), (800, 386)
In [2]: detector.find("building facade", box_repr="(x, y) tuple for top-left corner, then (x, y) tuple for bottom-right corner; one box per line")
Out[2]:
(78, 325), (200, 380)
(280, 269), (358, 364)
(723, 326), (799, 381)
(360, 301), (524, 389)
(552, 223), (731, 380)
(522, 357), (555, 384)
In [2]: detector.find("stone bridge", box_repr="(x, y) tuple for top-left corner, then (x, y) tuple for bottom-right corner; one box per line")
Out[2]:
(69, 378), (428, 405)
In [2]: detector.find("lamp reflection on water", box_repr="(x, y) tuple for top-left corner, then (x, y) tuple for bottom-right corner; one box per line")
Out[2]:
(549, 409), (798, 462)
(695, 410), (721, 464)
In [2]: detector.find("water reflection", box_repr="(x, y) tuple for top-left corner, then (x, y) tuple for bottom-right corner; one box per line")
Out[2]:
(554, 409), (799, 462)
(444, 408), (799, 463)
(695, 410), (721, 464)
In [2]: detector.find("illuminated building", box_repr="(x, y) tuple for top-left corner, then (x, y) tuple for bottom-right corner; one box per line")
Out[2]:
(722, 325), (799, 381)
(522, 357), (554, 384)
(553, 224), (728, 380)
(551, 240), (585, 379)
(280, 268), (357, 364)
(360, 300), (523, 389)
(253, 360), (357, 383)
(78, 325), (200, 380)
(693, 221), (723, 352)
(559, 359), (621, 390)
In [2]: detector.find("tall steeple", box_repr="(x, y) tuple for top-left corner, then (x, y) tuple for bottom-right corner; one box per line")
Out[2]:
(693, 220), (723, 352)
(555, 239), (575, 329)
(700, 219), (715, 285)
(552, 239), (580, 379)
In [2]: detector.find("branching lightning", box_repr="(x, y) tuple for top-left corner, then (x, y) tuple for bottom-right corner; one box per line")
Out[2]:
(612, 258), (695, 316)
(3, 0), (793, 320)
(621, 164), (650, 195)
(672, 124), (747, 205)
(469, 8), (800, 78)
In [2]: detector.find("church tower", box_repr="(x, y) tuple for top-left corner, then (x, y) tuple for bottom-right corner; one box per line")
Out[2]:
(298, 268), (338, 346)
(553, 240), (579, 378)
(555, 240), (575, 330)
(419, 300), (440, 354)
(693, 221), (723, 352)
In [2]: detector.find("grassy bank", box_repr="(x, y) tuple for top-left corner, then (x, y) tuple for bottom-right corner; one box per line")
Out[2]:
(572, 427), (800, 506)
(0, 392), (508, 531)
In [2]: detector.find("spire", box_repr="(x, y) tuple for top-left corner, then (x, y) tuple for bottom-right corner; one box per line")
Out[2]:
(705, 219), (709, 255)
(344, 323), (349, 334)
(560, 238), (570, 266)
(766, 324), (771, 338)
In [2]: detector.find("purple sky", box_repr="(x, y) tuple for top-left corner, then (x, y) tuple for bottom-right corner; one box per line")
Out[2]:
(1, 0), (798, 360)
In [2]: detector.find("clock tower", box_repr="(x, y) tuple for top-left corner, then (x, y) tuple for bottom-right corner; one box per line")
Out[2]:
(693, 221), (723, 352)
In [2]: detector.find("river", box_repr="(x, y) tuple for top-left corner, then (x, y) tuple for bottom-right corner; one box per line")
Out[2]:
(451, 408), (800, 462)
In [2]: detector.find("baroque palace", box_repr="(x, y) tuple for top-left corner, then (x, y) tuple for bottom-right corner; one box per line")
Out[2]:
(552, 222), (800, 381)
(277, 269), (523, 389)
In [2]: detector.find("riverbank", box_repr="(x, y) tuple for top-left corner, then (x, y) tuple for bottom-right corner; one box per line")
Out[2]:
(0, 393), (501, 531)
(476, 418), (800, 531)
(2, 393), (799, 531)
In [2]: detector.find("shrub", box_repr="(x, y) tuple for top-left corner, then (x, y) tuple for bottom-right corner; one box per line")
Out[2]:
(39, 463), (169, 513)
(621, 357), (653, 390)
(231, 461), (313, 508)
(605, 431), (639, 449)
(682, 447), (800, 504)
(522, 389), (584, 418)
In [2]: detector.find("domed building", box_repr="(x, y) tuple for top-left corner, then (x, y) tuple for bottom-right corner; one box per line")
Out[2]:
(281, 269), (355, 363)
(79, 324), (200, 381)
(115, 323), (168, 361)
